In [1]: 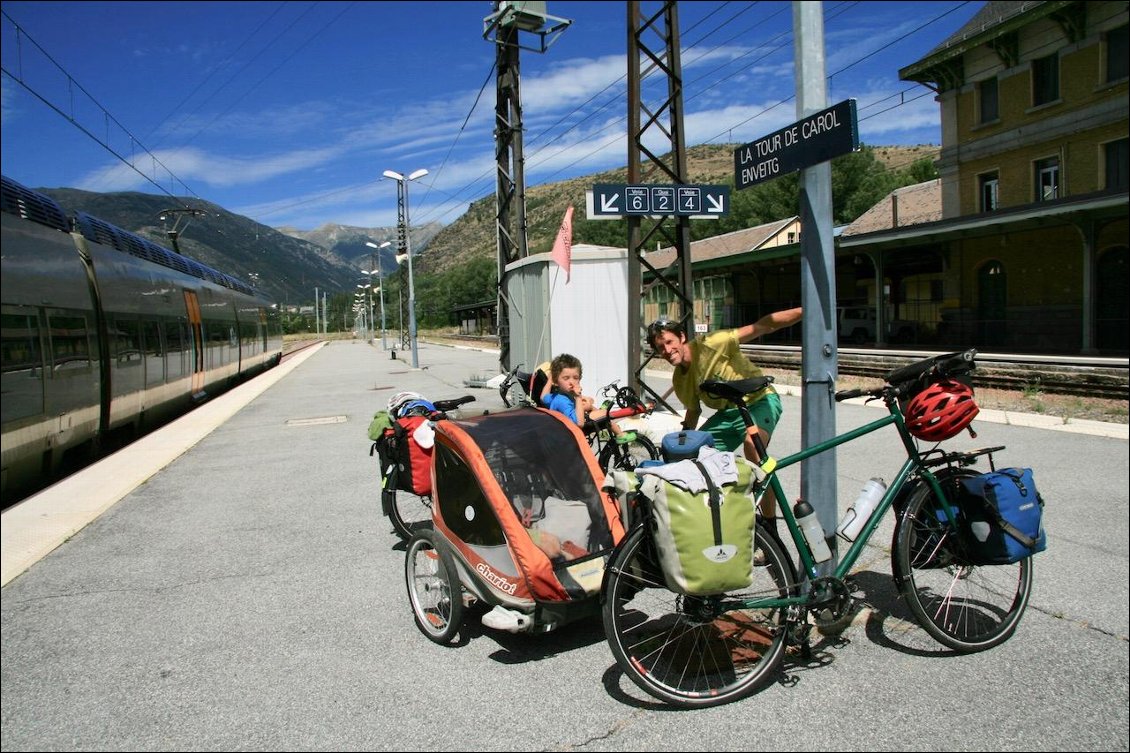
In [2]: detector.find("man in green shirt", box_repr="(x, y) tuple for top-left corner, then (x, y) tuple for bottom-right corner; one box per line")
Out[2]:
(647, 307), (802, 521)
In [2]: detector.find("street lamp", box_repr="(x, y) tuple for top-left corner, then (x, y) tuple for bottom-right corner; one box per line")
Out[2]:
(383, 168), (428, 368)
(356, 282), (372, 341)
(364, 240), (392, 350)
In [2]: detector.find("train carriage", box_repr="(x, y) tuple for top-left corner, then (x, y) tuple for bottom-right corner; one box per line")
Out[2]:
(1, 175), (282, 504)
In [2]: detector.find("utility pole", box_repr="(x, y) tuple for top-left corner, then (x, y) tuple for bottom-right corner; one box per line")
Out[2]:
(627, 1), (693, 410)
(795, 0), (840, 573)
(484, 1), (571, 371)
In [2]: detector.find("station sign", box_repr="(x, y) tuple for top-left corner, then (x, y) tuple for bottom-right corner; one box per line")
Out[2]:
(733, 99), (859, 190)
(588, 183), (730, 219)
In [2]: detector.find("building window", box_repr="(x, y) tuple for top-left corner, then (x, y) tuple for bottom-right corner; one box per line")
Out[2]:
(978, 77), (999, 123)
(1105, 138), (1128, 191)
(979, 172), (999, 211)
(1032, 53), (1059, 106)
(1035, 157), (1059, 201)
(1107, 24), (1129, 83)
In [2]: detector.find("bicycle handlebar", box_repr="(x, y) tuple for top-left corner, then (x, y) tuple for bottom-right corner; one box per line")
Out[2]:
(834, 348), (978, 403)
(885, 348), (977, 387)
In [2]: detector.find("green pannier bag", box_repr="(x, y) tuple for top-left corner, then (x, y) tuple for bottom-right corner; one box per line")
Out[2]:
(637, 455), (761, 596)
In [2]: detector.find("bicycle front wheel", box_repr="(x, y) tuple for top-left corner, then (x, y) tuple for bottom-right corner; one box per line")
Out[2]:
(388, 489), (433, 540)
(598, 432), (658, 474)
(892, 471), (1033, 652)
(602, 524), (791, 708)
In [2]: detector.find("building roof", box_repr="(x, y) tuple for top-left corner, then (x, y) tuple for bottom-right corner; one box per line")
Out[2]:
(645, 216), (798, 269)
(841, 180), (942, 236)
(900, 1), (1072, 85)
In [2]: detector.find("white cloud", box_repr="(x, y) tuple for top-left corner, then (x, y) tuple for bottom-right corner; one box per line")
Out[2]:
(76, 144), (343, 192)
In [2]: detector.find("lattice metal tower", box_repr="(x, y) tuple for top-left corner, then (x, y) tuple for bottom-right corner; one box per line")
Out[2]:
(627, 0), (693, 410)
(484, 1), (571, 370)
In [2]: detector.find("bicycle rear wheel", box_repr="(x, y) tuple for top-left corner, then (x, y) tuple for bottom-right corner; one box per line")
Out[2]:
(602, 523), (791, 708)
(387, 489), (433, 540)
(598, 433), (658, 474)
(892, 471), (1032, 652)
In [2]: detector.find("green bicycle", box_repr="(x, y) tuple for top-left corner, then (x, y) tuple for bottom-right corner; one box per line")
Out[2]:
(601, 348), (1034, 708)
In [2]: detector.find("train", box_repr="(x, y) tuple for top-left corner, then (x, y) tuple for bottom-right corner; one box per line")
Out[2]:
(1, 175), (283, 504)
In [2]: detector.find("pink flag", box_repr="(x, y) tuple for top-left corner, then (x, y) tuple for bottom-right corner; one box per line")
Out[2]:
(550, 205), (574, 283)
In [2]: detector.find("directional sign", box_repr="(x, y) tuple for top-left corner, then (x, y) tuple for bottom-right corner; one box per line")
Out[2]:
(590, 183), (730, 218)
(733, 99), (859, 190)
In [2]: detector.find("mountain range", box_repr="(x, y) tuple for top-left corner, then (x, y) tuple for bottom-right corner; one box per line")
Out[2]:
(32, 143), (937, 306)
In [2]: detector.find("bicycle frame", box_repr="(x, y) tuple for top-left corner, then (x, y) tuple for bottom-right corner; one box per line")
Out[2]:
(728, 394), (958, 610)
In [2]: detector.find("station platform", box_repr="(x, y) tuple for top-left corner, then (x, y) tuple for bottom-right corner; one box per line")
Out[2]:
(2, 338), (1126, 751)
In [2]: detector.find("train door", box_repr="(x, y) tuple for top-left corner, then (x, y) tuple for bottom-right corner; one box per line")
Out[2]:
(183, 290), (205, 398)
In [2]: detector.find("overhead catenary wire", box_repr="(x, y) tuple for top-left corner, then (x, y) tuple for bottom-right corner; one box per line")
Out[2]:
(410, 0), (967, 230)
(2, 2), (987, 237)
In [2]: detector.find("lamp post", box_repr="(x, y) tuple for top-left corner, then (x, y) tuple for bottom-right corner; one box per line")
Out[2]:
(364, 240), (392, 350)
(383, 168), (428, 368)
(356, 282), (372, 341)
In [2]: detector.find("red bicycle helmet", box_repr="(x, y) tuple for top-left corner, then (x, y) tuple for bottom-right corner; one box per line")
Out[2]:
(905, 379), (979, 442)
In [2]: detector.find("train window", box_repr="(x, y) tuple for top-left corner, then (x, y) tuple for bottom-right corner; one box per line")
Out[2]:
(165, 320), (186, 381)
(144, 320), (164, 385)
(241, 320), (258, 356)
(1, 307), (45, 422)
(46, 311), (93, 375)
(111, 317), (143, 367)
(1, 308), (42, 375)
(206, 322), (228, 368)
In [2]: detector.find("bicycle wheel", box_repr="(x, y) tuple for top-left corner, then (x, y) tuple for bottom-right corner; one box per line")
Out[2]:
(598, 433), (658, 474)
(602, 523), (791, 708)
(892, 470), (1033, 652)
(388, 489), (433, 540)
(405, 529), (464, 644)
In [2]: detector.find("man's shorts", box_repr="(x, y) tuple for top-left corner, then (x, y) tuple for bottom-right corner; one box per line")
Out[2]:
(700, 391), (783, 452)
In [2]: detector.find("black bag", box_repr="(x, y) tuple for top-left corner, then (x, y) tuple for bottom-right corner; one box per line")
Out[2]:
(959, 468), (1047, 565)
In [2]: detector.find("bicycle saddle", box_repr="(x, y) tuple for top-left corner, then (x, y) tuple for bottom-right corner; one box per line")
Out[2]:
(699, 376), (774, 403)
(433, 395), (476, 413)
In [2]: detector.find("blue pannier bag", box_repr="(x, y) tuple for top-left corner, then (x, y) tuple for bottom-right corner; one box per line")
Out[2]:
(959, 468), (1046, 565)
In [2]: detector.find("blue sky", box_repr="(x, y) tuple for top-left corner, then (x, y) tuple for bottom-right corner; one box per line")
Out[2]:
(1, 1), (982, 231)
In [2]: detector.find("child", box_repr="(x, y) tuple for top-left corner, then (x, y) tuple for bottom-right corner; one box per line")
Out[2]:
(541, 353), (623, 438)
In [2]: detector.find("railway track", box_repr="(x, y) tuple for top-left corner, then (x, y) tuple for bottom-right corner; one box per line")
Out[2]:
(742, 346), (1129, 401)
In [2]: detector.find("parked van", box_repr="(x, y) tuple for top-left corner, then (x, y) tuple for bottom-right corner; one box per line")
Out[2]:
(838, 307), (916, 344)
(838, 306), (877, 343)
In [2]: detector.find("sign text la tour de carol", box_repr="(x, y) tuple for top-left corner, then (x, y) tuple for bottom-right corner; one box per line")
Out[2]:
(733, 99), (859, 190)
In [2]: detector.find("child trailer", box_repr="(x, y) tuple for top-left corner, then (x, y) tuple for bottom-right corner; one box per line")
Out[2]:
(404, 407), (627, 644)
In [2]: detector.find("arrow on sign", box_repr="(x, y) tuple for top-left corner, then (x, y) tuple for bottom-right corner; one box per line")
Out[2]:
(707, 194), (726, 213)
(600, 193), (620, 213)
